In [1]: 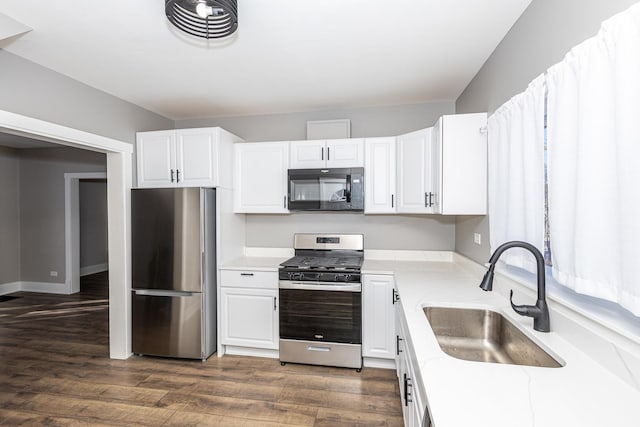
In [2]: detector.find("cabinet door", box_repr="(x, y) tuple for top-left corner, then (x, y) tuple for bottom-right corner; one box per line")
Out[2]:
(363, 275), (396, 359)
(136, 130), (176, 188)
(439, 113), (488, 215)
(365, 137), (396, 213)
(220, 288), (278, 349)
(396, 128), (435, 213)
(290, 140), (326, 169)
(176, 128), (219, 187)
(326, 139), (364, 168)
(234, 142), (289, 213)
(432, 120), (442, 214)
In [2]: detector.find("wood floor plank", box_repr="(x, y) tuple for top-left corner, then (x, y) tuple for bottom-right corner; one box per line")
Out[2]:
(314, 407), (404, 427)
(0, 271), (403, 426)
(163, 410), (304, 427)
(158, 391), (318, 426)
(277, 387), (329, 407)
(29, 376), (168, 406)
(325, 390), (403, 416)
(0, 409), (116, 427)
(8, 392), (176, 426)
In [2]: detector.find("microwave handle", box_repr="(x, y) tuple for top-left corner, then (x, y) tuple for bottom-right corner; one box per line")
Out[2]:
(346, 175), (352, 203)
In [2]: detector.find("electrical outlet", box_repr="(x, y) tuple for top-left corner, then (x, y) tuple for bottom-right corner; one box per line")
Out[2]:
(50, 271), (58, 277)
(473, 233), (482, 245)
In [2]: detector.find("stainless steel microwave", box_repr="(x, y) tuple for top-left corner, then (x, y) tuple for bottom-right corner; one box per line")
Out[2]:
(287, 167), (364, 211)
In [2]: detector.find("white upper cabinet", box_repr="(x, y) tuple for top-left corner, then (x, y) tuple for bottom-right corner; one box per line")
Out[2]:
(136, 130), (175, 188)
(136, 127), (239, 189)
(396, 128), (436, 214)
(234, 141), (289, 213)
(433, 113), (488, 215)
(364, 137), (396, 214)
(290, 139), (364, 169)
(289, 140), (326, 169)
(325, 139), (364, 168)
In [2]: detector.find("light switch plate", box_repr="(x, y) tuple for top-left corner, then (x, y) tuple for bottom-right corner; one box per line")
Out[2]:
(474, 233), (482, 245)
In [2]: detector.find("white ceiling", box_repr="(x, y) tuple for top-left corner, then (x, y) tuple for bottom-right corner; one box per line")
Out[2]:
(1, 1), (531, 120)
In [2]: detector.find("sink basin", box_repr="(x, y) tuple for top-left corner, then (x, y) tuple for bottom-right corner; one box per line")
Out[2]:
(424, 306), (563, 368)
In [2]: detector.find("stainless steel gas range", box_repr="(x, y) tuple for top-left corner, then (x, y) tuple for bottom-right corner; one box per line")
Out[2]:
(278, 233), (364, 370)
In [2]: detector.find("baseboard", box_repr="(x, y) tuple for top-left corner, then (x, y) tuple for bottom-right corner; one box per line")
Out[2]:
(19, 281), (72, 295)
(363, 357), (396, 370)
(80, 263), (108, 277)
(0, 281), (22, 296)
(223, 345), (279, 359)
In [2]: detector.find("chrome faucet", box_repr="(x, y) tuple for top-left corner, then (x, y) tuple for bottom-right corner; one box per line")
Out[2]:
(479, 241), (550, 332)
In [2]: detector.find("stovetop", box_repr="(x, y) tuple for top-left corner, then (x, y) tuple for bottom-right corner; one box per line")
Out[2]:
(279, 255), (363, 271)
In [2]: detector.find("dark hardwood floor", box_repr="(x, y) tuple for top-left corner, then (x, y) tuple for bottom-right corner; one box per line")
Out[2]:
(0, 272), (402, 426)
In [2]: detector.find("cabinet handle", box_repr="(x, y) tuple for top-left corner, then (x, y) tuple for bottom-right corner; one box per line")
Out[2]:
(176, 169), (180, 183)
(327, 147), (330, 160)
(240, 273), (254, 277)
(407, 376), (413, 404)
(171, 169), (175, 183)
(392, 289), (399, 304)
(396, 335), (403, 355)
(283, 195), (287, 209)
(403, 373), (409, 406)
(391, 194), (394, 208)
(273, 296), (277, 311)
(424, 192), (428, 207)
(321, 147), (324, 161)
(429, 192), (434, 207)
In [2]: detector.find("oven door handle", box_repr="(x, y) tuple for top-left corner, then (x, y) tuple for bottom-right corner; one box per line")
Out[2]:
(278, 280), (361, 292)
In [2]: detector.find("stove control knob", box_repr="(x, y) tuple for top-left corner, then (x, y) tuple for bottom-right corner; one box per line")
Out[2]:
(335, 274), (351, 282)
(290, 272), (303, 280)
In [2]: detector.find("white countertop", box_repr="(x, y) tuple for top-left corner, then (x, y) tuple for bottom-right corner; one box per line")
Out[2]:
(222, 254), (640, 426)
(363, 258), (640, 427)
(219, 256), (288, 272)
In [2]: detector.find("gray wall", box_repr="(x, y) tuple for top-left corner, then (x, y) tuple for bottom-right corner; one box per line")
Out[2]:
(80, 180), (108, 269)
(454, 0), (639, 263)
(176, 102), (454, 141)
(19, 147), (106, 283)
(179, 102), (457, 250)
(246, 214), (455, 250)
(0, 147), (21, 284)
(0, 50), (173, 143)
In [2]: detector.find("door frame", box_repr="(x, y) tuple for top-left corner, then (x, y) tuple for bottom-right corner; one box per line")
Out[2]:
(65, 172), (108, 294)
(0, 109), (133, 359)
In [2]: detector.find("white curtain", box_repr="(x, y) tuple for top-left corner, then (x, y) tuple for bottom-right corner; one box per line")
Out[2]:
(488, 74), (546, 273)
(547, 4), (640, 316)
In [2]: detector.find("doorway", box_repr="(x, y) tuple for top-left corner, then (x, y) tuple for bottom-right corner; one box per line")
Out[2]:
(1, 109), (132, 359)
(65, 172), (108, 294)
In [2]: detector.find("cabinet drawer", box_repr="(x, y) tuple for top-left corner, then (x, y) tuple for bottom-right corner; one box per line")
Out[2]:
(220, 270), (278, 289)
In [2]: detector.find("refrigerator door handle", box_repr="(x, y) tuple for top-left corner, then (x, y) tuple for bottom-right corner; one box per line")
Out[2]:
(133, 289), (195, 297)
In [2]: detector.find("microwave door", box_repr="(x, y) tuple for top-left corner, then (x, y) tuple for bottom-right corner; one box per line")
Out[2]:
(319, 175), (348, 209)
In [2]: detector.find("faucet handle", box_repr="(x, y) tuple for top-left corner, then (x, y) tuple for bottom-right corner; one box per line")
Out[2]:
(509, 290), (539, 318)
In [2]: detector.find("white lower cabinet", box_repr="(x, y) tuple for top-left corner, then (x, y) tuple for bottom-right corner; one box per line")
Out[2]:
(220, 270), (279, 350)
(396, 293), (428, 427)
(363, 274), (396, 359)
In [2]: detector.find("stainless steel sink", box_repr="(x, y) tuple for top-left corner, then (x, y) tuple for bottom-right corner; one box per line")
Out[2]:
(424, 306), (563, 368)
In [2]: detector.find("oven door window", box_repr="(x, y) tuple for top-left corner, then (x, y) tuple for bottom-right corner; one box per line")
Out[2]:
(279, 289), (361, 344)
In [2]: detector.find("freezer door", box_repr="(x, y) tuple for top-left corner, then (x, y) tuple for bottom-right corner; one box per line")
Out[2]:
(132, 290), (203, 359)
(132, 188), (203, 292)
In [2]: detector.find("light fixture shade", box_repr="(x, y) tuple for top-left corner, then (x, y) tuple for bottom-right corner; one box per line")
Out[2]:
(165, 0), (238, 39)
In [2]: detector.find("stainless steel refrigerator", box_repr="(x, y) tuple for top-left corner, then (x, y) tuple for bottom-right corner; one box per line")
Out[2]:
(131, 188), (216, 360)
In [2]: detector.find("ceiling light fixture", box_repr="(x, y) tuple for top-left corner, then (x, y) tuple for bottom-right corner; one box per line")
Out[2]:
(165, 0), (238, 39)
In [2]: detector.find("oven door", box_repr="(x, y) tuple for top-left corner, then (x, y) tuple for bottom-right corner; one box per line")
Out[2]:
(287, 168), (364, 211)
(279, 285), (361, 344)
